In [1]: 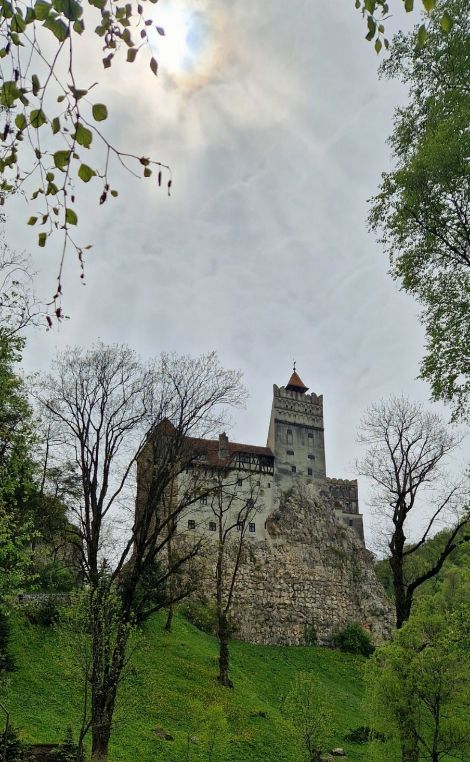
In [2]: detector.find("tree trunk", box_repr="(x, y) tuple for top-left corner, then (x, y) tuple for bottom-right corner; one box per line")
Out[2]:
(397, 708), (419, 762)
(217, 612), (233, 688)
(91, 721), (112, 762)
(390, 528), (411, 629)
(164, 603), (174, 632)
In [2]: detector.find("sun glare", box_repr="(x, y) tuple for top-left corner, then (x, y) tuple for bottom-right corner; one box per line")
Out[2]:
(146, 0), (225, 88)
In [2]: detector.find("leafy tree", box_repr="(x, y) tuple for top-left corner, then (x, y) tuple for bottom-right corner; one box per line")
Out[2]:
(369, 0), (470, 419)
(283, 672), (334, 762)
(0, 0), (170, 312)
(358, 395), (469, 628)
(367, 590), (470, 762)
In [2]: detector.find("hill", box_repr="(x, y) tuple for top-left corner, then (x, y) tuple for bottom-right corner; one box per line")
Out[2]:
(3, 610), (372, 761)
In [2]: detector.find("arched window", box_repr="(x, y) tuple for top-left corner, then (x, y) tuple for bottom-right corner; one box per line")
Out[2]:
(286, 428), (293, 444)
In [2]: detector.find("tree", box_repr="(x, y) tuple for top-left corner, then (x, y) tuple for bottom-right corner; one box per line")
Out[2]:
(355, 0), (456, 55)
(357, 396), (469, 628)
(0, 0), (170, 313)
(283, 672), (334, 762)
(205, 469), (262, 688)
(369, 0), (470, 419)
(34, 344), (245, 762)
(367, 591), (470, 762)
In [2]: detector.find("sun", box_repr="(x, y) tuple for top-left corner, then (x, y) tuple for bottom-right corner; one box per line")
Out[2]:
(147, 0), (215, 80)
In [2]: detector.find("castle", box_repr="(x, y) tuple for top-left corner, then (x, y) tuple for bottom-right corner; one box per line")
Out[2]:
(180, 368), (364, 543)
(137, 369), (393, 645)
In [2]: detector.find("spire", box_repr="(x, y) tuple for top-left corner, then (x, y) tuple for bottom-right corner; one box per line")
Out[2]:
(286, 363), (309, 394)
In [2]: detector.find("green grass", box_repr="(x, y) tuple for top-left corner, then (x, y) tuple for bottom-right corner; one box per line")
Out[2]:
(3, 612), (372, 761)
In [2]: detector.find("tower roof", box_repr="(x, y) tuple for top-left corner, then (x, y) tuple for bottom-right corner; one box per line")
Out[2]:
(285, 370), (309, 394)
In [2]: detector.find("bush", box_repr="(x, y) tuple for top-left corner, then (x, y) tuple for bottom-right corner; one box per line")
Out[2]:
(333, 623), (375, 656)
(50, 727), (84, 762)
(180, 600), (217, 635)
(24, 598), (61, 627)
(304, 622), (318, 646)
(0, 610), (15, 672)
(344, 725), (386, 743)
(0, 726), (24, 761)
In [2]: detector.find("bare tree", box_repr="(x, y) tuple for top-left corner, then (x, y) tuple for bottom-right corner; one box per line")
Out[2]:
(358, 396), (469, 628)
(32, 344), (245, 762)
(0, 239), (42, 337)
(206, 470), (262, 688)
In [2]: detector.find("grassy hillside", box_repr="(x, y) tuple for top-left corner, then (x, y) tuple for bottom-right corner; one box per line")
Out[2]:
(3, 611), (372, 762)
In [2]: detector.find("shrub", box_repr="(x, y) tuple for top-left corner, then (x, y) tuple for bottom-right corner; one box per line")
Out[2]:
(333, 623), (375, 656)
(180, 600), (217, 635)
(304, 622), (318, 646)
(50, 727), (84, 762)
(0, 726), (24, 761)
(24, 598), (61, 627)
(344, 725), (386, 743)
(0, 610), (15, 672)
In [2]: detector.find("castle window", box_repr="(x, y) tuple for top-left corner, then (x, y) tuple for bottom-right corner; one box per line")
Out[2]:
(308, 454), (315, 460)
(237, 478), (243, 487)
(256, 481), (260, 486)
(286, 449), (294, 456)
(267, 482), (271, 488)
(349, 519), (353, 527)
(188, 519), (196, 530)
(200, 495), (208, 505)
(236, 521), (244, 532)
(308, 432), (313, 439)
(286, 429), (293, 444)
(291, 465), (297, 473)
(308, 468), (313, 476)
(209, 521), (216, 532)
(249, 522), (256, 533)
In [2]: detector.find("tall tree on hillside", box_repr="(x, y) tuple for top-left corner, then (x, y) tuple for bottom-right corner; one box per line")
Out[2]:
(34, 345), (245, 762)
(358, 396), (469, 628)
(369, 0), (470, 419)
(205, 470), (262, 688)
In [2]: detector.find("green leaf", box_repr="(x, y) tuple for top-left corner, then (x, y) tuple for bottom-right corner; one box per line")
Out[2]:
(73, 18), (84, 33)
(422, 0), (435, 10)
(74, 122), (92, 148)
(126, 47), (138, 63)
(11, 13), (26, 33)
(52, 0), (82, 20)
(53, 149), (71, 170)
(27, 216), (38, 225)
(150, 57), (158, 76)
(15, 113), (27, 130)
(88, 0), (106, 9)
(374, 38), (382, 54)
(440, 10), (452, 32)
(34, 0), (51, 20)
(65, 207), (78, 225)
(92, 103), (108, 121)
(43, 16), (69, 41)
(32, 74), (40, 96)
(51, 116), (61, 134)
(365, 17), (376, 41)
(78, 163), (95, 182)
(38, 232), (47, 247)
(30, 109), (47, 128)
(0, 82), (20, 108)
(404, 0), (414, 11)
(144, 167), (152, 177)
(110, 189), (118, 197)
(416, 23), (427, 48)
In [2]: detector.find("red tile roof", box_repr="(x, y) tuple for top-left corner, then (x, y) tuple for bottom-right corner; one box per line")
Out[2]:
(285, 371), (309, 393)
(187, 436), (273, 467)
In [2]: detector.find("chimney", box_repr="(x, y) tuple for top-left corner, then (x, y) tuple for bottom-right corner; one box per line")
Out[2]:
(219, 432), (229, 460)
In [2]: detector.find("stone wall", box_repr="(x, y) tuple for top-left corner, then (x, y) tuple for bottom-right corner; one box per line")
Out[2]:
(190, 484), (394, 646)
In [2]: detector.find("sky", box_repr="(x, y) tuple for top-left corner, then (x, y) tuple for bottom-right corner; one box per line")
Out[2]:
(6, 0), (464, 546)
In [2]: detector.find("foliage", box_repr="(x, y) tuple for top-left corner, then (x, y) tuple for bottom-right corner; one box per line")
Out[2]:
(0, 608), (14, 671)
(369, 0), (470, 419)
(304, 622), (318, 647)
(366, 589), (470, 762)
(49, 727), (84, 762)
(5, 611), (371, 762)
(282, 671), (335, 762)
(180, 599), (218, 637)
(0, 725), (24, 762)
(333, 623), (375, 657)
(355, 0), (456, 54)
(344, 726), (386, 744)
(24, 596), (62, 626)
(0, 0), (171, 309)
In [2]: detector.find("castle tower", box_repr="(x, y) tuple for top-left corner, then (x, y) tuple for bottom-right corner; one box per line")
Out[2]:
(267, 368), (326, 488)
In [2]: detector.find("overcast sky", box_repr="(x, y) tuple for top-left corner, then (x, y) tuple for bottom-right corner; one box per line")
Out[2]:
(6, 0), (464, 545)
